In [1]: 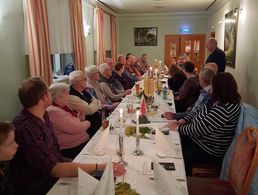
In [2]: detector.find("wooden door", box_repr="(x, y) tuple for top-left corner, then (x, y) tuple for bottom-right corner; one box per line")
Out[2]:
(164, 35), (180, 69)
(164, 34), (206, 72)
(180, 34), (206, 71)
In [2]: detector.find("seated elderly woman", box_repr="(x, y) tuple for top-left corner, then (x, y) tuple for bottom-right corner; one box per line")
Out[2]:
(0, 122), (18, 194)
(85, 65), (119, 118)
(99, 63), (131, 102)
(168, 72), (241, 175)
(47, 83), (91, 159)
(138, 53), (149, 74)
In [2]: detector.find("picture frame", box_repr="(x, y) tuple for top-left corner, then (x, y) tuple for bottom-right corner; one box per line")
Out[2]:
(224, 8), (239, 68)
(134, 27), (157, 46)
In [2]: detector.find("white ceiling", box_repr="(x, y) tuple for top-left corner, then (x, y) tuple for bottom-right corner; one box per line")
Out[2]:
(97, 0), (216, 14)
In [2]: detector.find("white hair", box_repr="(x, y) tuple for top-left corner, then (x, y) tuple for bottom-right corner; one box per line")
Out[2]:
(199, 68), (215, 84)
(68, 70), (86, 85)
(49, 82), (69, 101)
(99, 63), (109, 75)
(85, 65), (99, 78)
(117, 54), (125, 62)
(204, 62), (218, 74)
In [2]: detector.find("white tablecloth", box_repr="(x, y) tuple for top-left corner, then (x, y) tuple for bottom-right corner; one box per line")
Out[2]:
(47, 79), (188, 195)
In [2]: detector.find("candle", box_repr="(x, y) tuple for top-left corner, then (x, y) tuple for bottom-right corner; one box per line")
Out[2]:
(155, 68), (158, 77)
(155, 59), (158, 63)
(159, 60), (161, 65)
(149, 67), (153, 77)
(136, 110), (140, 135)
(119, 108), (123, 130)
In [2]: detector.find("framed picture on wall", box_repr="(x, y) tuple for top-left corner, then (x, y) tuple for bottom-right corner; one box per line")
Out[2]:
(224, 8), (239, 68)
(134, 27), (157, 46)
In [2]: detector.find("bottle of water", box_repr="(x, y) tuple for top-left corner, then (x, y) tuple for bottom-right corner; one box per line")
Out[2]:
(163, 86), (167, 100)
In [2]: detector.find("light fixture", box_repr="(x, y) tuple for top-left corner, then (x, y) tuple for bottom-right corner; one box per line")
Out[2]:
(233, 8), (238, 16)
(83, 22), (91, 37)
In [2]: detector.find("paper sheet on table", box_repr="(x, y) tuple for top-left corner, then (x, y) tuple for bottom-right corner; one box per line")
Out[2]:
(78, 160), (115, 195)
(155, 127), (180, 158)
(153, 160), (187, 195)
(91, 126), (110, 155)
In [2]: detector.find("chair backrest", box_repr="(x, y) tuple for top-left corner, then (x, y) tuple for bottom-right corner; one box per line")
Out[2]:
(228, 126), (258, 195)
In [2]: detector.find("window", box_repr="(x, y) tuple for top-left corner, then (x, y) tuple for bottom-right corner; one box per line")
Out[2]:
(51, 53), (74, 80)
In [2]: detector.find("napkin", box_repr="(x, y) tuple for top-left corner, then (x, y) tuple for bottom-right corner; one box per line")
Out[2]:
(78, 160), (115, 195)
(155, 127), (180, 158)
(92, 126), (110, 155)
(153, 160), (187, 195)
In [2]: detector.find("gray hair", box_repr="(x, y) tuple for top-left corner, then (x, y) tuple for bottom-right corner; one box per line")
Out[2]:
(204, 62), (218, 74)
(85, 65), (99, 78)
(68, 70), (86, 85)
(117, 54), (125, 62)
(104, 58), (112, 63)
(49, 82), (70, 102)
(199, 68), (215, 84)
(99, 63), (109, 75)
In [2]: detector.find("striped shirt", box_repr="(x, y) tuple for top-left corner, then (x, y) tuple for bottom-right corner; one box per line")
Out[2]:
(178, 102), (241, 157)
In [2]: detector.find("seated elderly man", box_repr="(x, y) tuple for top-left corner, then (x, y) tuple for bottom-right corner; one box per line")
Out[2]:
(118, 54), (136, 89)
(104, 57), (114, 70)
(204, 62), (218, 74)
(85, 65), (119, 118)
(111, 63), (131, 90)
(165, 68), (215, 120)
(47, 83), (91, 159)
(68, 71), (102, 138)
(99, 63), (131, 102)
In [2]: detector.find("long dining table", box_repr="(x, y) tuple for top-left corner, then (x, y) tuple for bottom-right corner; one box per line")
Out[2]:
(47, 78), (189, 195)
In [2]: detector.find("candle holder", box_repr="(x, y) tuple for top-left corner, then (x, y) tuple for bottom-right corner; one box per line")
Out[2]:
(117, 134), (128, 166)
(132, 134), (144, 156)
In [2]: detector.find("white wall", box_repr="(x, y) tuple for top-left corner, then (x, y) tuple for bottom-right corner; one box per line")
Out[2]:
(83, 1), (95, 65)
(0, 0), (28, 120)
(208, 0), (258, 108)
(117, 13), (208, 64)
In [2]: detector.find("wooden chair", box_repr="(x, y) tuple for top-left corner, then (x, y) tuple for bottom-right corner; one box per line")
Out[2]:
(191, 163), (221, 177)
(187, 126), (258, 195)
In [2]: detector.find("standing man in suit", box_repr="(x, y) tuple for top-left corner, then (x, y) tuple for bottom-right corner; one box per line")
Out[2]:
(206, 38), (226, 72)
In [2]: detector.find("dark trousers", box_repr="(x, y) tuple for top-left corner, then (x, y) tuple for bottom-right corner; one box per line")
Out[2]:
(180, 134), (223, 176)
(61, 142), (87, 159)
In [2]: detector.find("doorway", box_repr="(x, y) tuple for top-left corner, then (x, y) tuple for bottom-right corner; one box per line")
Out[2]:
(164, 34), (206, 72)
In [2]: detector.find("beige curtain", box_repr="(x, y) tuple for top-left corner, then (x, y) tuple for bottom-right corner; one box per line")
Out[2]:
(25, 0), (52, 85)
(46, 0), (73, 54)
(71, 0), (87, 71)
(96, 7), (105, 65)
(110, 15), (117, 64)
